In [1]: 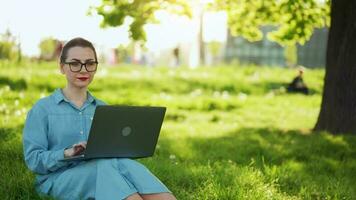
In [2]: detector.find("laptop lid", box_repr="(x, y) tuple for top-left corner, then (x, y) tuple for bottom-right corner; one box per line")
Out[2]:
(84, 105), (166, 159)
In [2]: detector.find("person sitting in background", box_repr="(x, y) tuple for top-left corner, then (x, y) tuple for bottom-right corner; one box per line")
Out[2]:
(287, 66), (309, 95)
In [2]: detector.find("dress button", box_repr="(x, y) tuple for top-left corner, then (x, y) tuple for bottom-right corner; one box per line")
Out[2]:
(79, 112), (82, 115)
(80, 131), (83, 134)
(90, 117), (93, 120)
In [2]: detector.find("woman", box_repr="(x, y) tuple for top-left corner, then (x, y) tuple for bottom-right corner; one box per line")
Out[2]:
(23, 37), (176, 200)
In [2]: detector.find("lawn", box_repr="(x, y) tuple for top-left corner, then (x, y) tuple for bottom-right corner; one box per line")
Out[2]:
(0, 61), (355, 199)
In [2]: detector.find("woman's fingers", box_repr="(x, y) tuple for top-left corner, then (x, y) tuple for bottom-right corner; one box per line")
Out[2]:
(72, 141), (87, 149)
(79, 141), (87, 148)
(67, 141), (87, 156)
(74, 141), (87, 148)
(73, 145), (85, 155)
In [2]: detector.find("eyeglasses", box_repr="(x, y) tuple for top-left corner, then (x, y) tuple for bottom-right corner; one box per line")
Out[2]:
(63, 61), (98, 72)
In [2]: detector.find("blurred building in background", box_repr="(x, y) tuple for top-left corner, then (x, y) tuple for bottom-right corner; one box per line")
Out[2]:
(225, 27), (328, 68)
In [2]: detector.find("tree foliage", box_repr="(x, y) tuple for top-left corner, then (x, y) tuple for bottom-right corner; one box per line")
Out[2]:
(0, 30), (20, 61)
(93, 0), (330, 46)
(93, 0), (192, 41)
(39, 37), (58, 60)
(211, 0), (330, 45)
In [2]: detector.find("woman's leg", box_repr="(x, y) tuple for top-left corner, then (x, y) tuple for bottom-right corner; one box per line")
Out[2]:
(50, 159), (138, 200)
(141, 192), (177, 200)
(49, 161), (97, 199)
(116, 159), (171, 193)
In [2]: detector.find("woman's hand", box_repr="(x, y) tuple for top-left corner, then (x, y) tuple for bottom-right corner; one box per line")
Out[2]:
(64, 141), (87, 158)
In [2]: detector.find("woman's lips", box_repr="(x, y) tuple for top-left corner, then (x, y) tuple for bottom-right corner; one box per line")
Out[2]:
(77, 77), (89, 81)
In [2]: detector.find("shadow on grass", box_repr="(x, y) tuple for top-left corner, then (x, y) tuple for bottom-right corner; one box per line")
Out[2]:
(2, 125), (355, 199)
(0, 76), (27, 90)
(0, 127), (50, 199)
(33, 84), (58, 93)
(0, 126), (22, 144)
(156, 128), (356, 198)
(170, 79), (321, 96)
(0, 75), (59, 94)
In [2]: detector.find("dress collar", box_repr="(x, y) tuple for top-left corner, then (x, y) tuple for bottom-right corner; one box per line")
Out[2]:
(53, 88), (96, 105)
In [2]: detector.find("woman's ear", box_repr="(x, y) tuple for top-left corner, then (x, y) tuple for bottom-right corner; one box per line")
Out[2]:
(59, 63), (65, 74)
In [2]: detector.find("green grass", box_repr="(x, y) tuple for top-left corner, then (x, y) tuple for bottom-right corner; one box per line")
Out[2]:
(0, 61), (355, 199)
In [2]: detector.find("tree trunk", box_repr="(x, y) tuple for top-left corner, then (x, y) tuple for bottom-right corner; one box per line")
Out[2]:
(199, 8), (205, 66)
(314, 0), (356, 134)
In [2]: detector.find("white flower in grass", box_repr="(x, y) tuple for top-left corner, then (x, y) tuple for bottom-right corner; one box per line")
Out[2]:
(15, 110), (21, 116)
(15, 100), (19, 106)
(213, 91), (220, 97)
(265, 92), (274, 99)
(156, 145), (160, 149)
(4, 85), (10, 91)
(169, 154), (176, 160)
(168, 70), (175, 77)
(40, 92), (46, 98)
(180, 72), (189, 79)
(0, 104), (6, 111)
(190, 89), (202, 97)
(249, 72), (260, 81)
(4, 116), (9, 123)
(222, 90), (230, 99)
(19, 92), (25, 99)
(279, 86), (286, 93)
(133, 71), (140, 78)
(238, 92), (247, 101)
(159, 92), (172, 100)
(202, 72), (209, 78)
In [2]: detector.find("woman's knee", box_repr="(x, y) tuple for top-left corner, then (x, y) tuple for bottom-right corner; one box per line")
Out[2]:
(126, 193), (143, 200)
(141, 192), (177, 200)
(117, 158), (134, 164)
(116, 158), (144, 169)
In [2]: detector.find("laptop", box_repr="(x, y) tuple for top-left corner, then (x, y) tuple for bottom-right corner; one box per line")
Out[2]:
(59, 105), (166, 162)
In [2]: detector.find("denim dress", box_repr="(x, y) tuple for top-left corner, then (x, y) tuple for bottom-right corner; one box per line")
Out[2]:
(23, 89), (170, 200)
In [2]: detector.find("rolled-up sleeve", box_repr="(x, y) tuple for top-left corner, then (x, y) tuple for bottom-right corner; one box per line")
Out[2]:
(23, 104), (68, 175)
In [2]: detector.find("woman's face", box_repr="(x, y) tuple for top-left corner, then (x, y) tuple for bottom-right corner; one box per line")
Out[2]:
(60, 47), (97, 89)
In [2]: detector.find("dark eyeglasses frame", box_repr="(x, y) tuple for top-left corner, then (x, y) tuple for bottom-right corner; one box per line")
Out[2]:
(63, 61), (98, 72)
